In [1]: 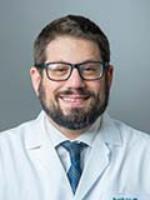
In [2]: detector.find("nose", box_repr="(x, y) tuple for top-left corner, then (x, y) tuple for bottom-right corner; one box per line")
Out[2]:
(65, 68), (85, 88)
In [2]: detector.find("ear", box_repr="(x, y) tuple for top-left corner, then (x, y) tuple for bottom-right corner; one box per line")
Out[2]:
(29, 67), (42, 96)
(106, 64), (114, 88)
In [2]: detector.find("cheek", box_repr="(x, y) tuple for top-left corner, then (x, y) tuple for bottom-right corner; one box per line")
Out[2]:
(88, 80), (105, 94)
(43, 81), (62, 101)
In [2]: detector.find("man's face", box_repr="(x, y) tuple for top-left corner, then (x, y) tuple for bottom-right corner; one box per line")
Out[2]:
(30, 36), (113, 130)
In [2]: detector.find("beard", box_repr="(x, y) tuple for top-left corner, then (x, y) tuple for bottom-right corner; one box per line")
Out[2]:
(38, 77), (110, 130)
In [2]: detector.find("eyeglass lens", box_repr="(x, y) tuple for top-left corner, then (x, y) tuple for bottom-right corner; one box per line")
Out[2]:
(46, 62), (104, 81)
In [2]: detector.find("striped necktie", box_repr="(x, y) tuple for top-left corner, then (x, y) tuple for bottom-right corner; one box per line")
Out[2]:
(61, 141), (86, 193)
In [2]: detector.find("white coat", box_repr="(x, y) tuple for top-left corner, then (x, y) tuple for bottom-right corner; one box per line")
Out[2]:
(0, 111), (150, 200)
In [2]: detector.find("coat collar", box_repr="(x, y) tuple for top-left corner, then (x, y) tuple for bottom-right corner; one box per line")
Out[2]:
(101, 112), (122, 146)
(24, 111), (123, 199)
(24, 111), (122, 149)
(24, 111), (48, 149)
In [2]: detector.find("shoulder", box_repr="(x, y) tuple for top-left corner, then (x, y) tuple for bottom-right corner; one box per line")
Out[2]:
(0, 112), (43, 148)
(113, 118), (150, 139)
(112, 117), (150, 152)
(102, 113), (150, 153)
(0, 119), (34, 147)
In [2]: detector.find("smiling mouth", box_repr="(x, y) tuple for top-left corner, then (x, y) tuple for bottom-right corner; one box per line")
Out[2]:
(59, 94), (90, 107)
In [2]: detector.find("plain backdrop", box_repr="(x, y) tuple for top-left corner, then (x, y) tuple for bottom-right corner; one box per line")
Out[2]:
(0, 0), (150, 133)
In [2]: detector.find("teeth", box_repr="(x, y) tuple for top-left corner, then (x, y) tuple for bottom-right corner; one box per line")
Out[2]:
(59, 95), (89, 104)
(62, 98), (82, 102)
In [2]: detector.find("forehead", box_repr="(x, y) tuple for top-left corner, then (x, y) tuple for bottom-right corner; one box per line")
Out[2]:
(45, 36), (101, 63)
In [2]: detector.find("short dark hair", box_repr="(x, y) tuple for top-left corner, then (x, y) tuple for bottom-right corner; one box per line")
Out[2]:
(33, 15), (110, 66)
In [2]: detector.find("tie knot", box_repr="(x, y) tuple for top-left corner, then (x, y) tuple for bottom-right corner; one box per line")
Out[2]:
(61, 141), (87, 157)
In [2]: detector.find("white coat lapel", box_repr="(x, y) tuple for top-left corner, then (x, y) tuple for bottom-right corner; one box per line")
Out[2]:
(24, 112), (73, 197)
(75, 129), (110, 200)
(75, 113), (122, 200)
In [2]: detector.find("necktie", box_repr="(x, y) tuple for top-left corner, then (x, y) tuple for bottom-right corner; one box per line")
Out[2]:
(61, 141), (86, 193)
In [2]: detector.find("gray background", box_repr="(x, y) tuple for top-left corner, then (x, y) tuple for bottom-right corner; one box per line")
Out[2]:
(0, 0), (150, 133)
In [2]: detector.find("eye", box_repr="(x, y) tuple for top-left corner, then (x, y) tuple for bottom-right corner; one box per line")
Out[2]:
(81, 63), (100, 74)
(48, 64), (70, 76)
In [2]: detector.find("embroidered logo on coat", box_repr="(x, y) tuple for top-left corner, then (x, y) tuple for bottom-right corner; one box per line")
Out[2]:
(112, 198), (138, 200)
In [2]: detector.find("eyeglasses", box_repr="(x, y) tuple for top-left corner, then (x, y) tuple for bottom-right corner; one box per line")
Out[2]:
(35, 61), (109, 81)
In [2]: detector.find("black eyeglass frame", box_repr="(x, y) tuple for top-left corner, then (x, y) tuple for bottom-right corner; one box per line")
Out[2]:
(35, 61), (109, 81)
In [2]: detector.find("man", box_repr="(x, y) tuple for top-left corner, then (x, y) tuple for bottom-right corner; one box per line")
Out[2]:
(0, 15), (150, 200)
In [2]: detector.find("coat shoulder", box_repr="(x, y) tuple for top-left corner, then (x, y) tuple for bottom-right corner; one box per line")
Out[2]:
(113, 118), (150, 152)
(0, 112), (44, 150)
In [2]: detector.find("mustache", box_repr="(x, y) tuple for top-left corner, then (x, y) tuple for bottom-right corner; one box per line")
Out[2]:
(56, 88), (96, 97)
